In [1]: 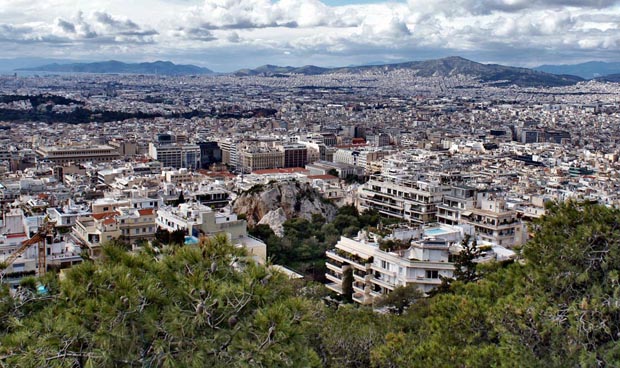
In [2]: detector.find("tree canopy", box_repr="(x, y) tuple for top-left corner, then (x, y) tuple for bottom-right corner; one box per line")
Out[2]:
(3, 201), (620, 367)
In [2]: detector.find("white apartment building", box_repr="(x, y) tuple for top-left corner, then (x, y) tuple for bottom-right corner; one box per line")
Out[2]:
(436, 186), (477, 226)
(462, 193), (527, 248)
(326, 225), (514, 304)
(162, 168), (195, 184)
(359, 174), (447, 224)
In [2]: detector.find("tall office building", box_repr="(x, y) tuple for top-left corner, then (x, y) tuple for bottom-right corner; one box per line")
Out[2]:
(148, 143), (201, 169)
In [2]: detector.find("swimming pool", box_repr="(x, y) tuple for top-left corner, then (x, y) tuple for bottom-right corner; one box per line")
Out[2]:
(424, 228), (450, 236)
(184, 236), (200, 245)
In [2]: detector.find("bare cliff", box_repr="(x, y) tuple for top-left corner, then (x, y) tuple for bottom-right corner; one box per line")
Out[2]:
(233, 181), (337, 234)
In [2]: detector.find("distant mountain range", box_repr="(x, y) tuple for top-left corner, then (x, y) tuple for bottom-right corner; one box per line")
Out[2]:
(17, 60), (213, 76)
(535, 61), (620, 79)
(595, 74), (620, 83)
(234, 57), (583, 87)
(16, 56), (620, 87)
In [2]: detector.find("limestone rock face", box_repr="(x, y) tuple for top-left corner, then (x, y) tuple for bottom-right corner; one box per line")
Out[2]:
(233, 181), (337, 234)
(257, 208), (287, 237)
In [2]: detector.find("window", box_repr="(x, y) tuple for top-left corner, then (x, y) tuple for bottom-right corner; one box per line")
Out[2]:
(426, 270), (439, 279)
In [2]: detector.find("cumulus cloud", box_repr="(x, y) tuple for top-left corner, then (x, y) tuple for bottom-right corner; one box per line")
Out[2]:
(407, 0), (620, 16)
(183, 0), (363, 30)
(0, 0), (620, 70)
(171, 25), (217, 42)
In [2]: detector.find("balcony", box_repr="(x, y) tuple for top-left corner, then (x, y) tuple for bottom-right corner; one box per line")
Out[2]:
(353, 284), (365, 294)
(327, 250), (371, 271)
(325, 273), (342, 284)
(352, 292), (374, 305)
(371, 276), (396, 290)
(404, 276), (442, 285)
(325, 282), (343, 294)
(325, 261), (342, 273)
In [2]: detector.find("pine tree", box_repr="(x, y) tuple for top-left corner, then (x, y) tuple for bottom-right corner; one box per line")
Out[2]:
(453, 234), (481, 283)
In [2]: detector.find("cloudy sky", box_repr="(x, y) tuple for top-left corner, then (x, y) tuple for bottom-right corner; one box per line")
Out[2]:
(0, 0), (619, 71)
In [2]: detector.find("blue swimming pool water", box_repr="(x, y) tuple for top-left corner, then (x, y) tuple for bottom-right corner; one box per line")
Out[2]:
(424, 228), (449, 236)
(184, 236), (200, 245)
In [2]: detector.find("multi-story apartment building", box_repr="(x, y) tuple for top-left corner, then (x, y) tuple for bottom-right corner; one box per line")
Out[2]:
(305, 160), (364, 179)
(162, 168), (194, 184)
(91, 197), (131, 214)
(115, 208), (157, 243)
(73, 212), (122, 258)
(359, 174), (446, 224)
(326, 225), (514, 304)
(218, 139), (239, 169)
(46, 203), (91, 228)
(148, 143), (201, 170)
(73, 207), (157, 257)
(436, 185), (477, 226)
(326, 226), (462, 304)
(333, 149), (391, 174)
(35, 144), (120, 164)
(462, 194), (527, 248)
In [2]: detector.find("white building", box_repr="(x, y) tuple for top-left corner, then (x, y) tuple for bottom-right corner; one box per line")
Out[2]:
(156, 203), (266, 262)
(325, 225), (514, 304)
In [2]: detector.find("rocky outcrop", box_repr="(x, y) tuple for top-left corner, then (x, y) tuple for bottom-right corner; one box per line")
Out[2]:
(233, 181), (337, 233)
(257, 208), (287, 237)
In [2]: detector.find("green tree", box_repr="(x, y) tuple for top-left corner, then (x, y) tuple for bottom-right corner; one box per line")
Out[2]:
(453, 234), (481, 283)
(374, 284), (423, 315)
(341, 266), (353, 303)
(320, 306), (393, 368)
(0, 236), (323, 367)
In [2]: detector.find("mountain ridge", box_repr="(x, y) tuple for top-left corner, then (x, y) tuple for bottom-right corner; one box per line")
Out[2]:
(233, 56), (583, 87)
(535, 61), (620, 79)
(17, 60), (213, 76)
(15, 56), (587, 87)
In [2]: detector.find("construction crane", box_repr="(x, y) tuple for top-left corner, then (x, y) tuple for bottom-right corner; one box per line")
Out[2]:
(0, 221), (54, 278)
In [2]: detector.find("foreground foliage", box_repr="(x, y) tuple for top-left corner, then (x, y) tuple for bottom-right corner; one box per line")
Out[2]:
(0, 235), (323, 367)
(2, 201), (620, 367)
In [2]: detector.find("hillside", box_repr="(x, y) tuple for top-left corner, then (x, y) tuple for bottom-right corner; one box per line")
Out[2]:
(233, 181), (337, 236)
(17, 60), (213, 76)
(234, 56), (583, 87)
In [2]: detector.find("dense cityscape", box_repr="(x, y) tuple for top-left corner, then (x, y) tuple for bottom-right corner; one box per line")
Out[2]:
(2, 69), (620, 277)
(2, 0), (620, 365)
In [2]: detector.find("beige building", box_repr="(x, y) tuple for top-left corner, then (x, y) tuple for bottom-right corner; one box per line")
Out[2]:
(462, 194), (526, 248)
(35, 144), (120, 164)
(239, 148), (285, 172)
(73, 208), (157, 257)
(73, 212), (122, 258)
(359, 174), (446, 224)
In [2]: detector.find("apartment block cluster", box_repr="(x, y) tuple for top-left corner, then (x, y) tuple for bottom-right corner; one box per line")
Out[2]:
(325, 225), (515, 305)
